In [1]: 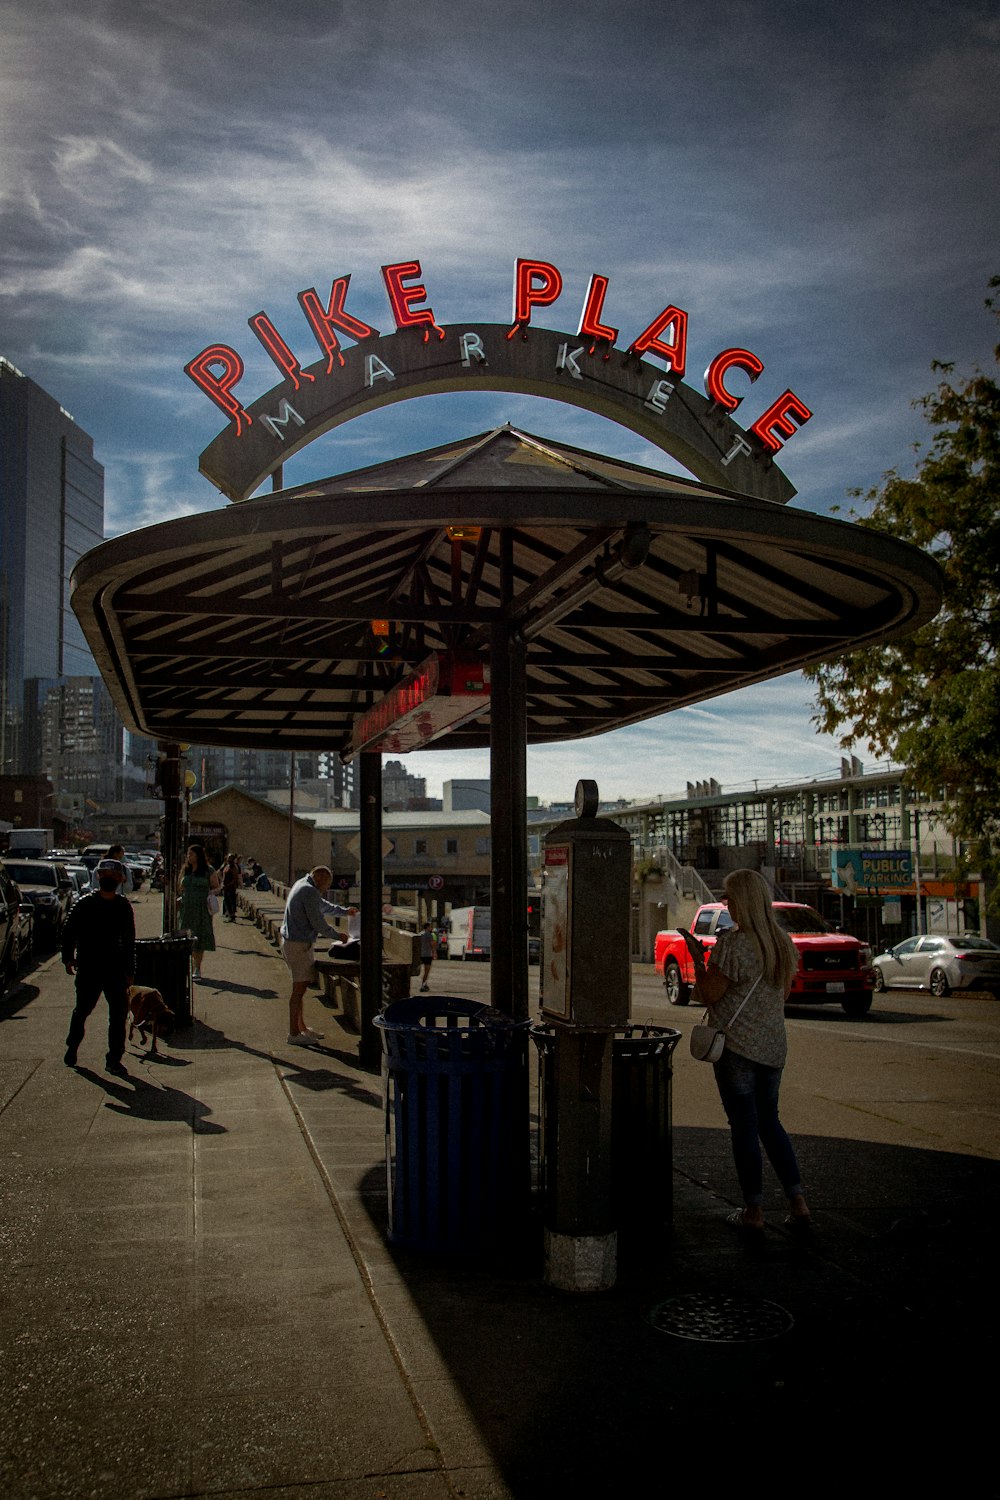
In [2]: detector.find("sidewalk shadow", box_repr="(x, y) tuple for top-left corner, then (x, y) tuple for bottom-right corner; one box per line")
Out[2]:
(75, 1065), (227, 1133)
(216, 946), (277, 958)
(197, 978), (280, 998)
(358, 1128), (999, 1489)
(167, 1019), (381, 1111)
(130, 1047), (192, 1069)
(282, 1058), (382, 1108)
(0, 983), (40, 1022)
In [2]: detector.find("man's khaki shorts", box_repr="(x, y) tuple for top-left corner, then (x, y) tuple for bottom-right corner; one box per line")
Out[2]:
(281, 938), (317, 984)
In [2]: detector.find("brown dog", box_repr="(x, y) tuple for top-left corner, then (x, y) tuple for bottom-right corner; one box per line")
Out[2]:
(127, 985), (175, 1055)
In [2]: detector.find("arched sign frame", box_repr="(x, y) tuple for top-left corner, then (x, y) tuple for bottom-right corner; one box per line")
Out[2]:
(197, 323), (798, 506)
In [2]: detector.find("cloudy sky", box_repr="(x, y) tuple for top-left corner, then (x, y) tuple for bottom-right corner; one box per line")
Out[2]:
(2, 0), (997, 803)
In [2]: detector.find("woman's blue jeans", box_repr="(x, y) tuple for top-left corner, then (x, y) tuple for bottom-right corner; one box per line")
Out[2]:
(713, 1049), (803, 1206)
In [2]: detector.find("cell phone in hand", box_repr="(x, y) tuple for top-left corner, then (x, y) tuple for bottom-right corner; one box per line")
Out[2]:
(679, 929), (706, 963)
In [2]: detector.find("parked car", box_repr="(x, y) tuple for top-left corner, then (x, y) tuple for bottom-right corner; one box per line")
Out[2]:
(0, 859), (74, 948)
(64, 865), (91, 904)
(0, 865), (33, 995)
(873, 934), (1000, 997)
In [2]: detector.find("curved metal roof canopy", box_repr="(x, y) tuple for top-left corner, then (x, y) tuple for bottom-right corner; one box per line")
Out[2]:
(71, 427), (941, 753)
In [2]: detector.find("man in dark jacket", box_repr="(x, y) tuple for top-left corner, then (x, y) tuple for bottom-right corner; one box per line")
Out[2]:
(62, 858), (135, 1076)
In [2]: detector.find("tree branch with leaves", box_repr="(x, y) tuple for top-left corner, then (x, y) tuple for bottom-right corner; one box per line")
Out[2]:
(806, 279), (1000, 903)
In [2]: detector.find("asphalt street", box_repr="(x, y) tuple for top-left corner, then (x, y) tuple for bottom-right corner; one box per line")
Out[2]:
(1, 892), (997, 1498)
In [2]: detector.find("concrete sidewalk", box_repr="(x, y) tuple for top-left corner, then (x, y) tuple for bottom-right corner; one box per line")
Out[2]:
(0, 896), (993, 1498)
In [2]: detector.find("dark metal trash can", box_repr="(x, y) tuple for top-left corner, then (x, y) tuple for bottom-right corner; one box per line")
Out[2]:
(531, 1023), (681, 1236)
(134, 935), (194, 1027)
(374, 997), (529, 1254)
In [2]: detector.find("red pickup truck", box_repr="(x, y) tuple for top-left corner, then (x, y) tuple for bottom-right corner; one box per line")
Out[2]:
(655, 902), (876, 1017)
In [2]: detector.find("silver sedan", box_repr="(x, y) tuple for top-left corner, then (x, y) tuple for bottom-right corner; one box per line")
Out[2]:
(873, 934), (1000, 997)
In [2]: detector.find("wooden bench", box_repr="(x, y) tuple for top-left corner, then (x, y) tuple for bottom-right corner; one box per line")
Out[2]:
(314, 957), (413, 1032)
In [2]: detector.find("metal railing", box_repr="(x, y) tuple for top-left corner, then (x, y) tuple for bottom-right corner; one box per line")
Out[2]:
(645, 844), (715, 906)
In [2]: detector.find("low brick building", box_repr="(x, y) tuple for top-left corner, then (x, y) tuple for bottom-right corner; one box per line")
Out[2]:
(189, 787), (492, 919)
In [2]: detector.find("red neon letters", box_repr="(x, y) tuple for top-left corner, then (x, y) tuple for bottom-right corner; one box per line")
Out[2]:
(183, 345), (253, 435)
(249, 312), (315, 392)
(509, 259), (563, 336)
(298, 276), (379, 373)
(381, 261), (444, 341)
(704, 348), (765, 412)
(577, 274), (619, 351)
(629, 305), (689, 377)
(185, 259), (812, 459)
(750, 390), (813, 452)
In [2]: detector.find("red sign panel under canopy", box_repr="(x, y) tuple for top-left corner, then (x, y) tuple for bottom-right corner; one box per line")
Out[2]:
(344, 652), (490, 759)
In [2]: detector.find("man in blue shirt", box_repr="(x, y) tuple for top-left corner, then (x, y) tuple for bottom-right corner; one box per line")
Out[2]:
(280, 866), (352, 1046)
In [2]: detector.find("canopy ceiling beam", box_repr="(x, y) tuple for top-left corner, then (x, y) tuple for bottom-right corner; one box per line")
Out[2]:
(115, 593), (506, 624)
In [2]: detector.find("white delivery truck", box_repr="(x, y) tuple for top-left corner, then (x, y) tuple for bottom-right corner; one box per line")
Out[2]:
(6, 828), (52, 858)
(446, 905), (492, 961)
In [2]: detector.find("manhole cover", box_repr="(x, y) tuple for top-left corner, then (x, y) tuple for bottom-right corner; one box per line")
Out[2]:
(647, 1292), (793, 1342)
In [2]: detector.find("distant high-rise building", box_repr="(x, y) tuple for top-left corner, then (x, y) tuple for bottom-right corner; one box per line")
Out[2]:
(317, 751), (357, 809)
(0, 356), (123, 806)
(382, 758), (427, 810)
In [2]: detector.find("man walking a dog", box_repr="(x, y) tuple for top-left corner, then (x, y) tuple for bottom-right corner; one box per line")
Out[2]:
(280, 866), (353, 1047)
(62, 857), (135, 1076)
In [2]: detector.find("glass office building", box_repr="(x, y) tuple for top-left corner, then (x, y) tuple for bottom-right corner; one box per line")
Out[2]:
(0, 356), (118, 803)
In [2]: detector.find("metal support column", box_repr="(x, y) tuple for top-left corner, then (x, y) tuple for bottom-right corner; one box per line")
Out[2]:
(359, 751), (383, 1069)
(545, 1030), (616, 1291)
(158, 740), (183, 936)
(490, 621), (529, 1021)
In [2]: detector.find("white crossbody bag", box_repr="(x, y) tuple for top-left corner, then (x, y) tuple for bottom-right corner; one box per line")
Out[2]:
(689, 975), (761, 1062)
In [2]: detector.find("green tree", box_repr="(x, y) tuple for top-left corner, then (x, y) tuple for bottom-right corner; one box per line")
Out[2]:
(806, 281), (1000, 904)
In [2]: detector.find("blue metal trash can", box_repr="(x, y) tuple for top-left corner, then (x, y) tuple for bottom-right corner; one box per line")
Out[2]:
(375, 997), (529, 1254)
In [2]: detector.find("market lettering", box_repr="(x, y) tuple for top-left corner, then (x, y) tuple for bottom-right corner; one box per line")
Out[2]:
(555, 342), (585, 379)
(260, 399), (305, 440)
(185, 256), (812, 455)
(644, 379), (675, 414)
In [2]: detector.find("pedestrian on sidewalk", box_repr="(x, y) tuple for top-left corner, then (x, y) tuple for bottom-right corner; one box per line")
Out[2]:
(280, 866), (353, 1046)
(418, 922), (435, 993)
(690, 867), (813, 1233)
(221, 853), (241, 922)
(62, 858), (135, 1076)
(90, 842), (132, 895)
(177, 844), (220, 982)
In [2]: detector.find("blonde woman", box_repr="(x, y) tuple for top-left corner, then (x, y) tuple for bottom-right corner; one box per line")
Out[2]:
(690, 868), (812, 1231)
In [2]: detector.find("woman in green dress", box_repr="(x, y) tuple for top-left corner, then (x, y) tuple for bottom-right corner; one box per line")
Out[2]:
(177, 843), (221, 981)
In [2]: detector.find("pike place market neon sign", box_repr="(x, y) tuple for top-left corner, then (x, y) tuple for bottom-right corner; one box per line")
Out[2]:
(186, 258), (811, 504)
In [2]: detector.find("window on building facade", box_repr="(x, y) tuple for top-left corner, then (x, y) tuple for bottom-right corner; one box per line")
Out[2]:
(414, 839), (428, 855)
(445, 839), (459, 855)
(475, 836), (490, 854)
